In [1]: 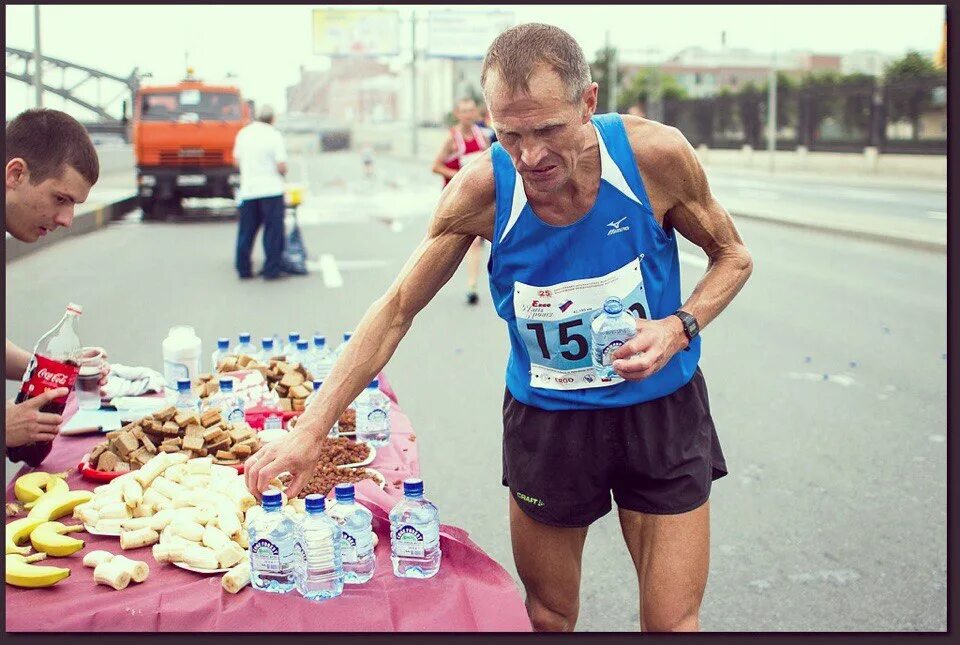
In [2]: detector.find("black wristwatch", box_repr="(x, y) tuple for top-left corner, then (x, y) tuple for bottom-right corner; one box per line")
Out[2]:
(672, 310), (699, 351)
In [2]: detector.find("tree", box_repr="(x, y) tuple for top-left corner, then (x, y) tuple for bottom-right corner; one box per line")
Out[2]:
(590, 46), (618, 113)
(616, 67), (687, 113)
(883, 50), (946, 140)
(736, 82), (763, 146)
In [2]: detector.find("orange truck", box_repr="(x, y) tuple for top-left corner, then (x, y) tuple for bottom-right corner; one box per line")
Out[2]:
(132, 69), (252, 219)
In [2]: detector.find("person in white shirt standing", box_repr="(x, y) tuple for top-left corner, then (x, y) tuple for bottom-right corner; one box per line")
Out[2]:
(232, 105), (288, 280)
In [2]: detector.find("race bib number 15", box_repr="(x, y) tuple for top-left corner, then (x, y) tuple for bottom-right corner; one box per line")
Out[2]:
(513, 257), (650, 391)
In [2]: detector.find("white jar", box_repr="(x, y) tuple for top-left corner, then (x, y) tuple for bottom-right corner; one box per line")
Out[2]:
(162, 325), (202, 392)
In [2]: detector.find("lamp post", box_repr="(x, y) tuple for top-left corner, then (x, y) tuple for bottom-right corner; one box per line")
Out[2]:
(33, 5), (43, 108)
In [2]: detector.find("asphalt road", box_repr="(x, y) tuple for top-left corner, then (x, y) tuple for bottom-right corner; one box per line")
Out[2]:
(5, 151), (946, 631)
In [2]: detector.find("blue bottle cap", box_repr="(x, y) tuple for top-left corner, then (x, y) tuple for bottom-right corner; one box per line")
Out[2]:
(262, 489), (282, 509)
(334, 483), (355, 502)
(367, 379), (379, 389)
(313, 380), (322, 391)
(602, 297), (624, 315)
(296, 340), (309, 350)
(288, 331), (300, 342)
(403, 478), (424, 497)
(304, 494), (326, 512)
(217, 338), (230, 349)
(218, 378), (234, 391)
(239, 332), (251, 343)
(313, 334), (326, 347)
(177, 378), (192, 391)
(262, 337), (274, 348)
(343, 332), (353, 342)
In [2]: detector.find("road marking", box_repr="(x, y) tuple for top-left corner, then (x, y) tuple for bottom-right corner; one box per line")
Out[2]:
(317, 254), (343, 289)
(680, 251), (708, 269)
(927, 211), (946, 220)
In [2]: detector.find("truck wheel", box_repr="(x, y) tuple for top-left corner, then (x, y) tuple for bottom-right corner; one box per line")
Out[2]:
(139, 197), (159, 221)
(142, 198), (177, 221)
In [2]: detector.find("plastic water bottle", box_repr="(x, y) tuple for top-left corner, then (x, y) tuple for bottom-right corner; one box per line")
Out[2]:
(233, 332), (257, 358)
(292, 339), (311, 370)
(327, 484), (376, 584)
(591, 296), (637, 380)
(211, 337), (230, 373)
(296, 494), (344, 601)
(212, 377), (245, 424)
(390, 478), (441, 579)
(356, 379), (390, 447)
(263, 414), (283, 432)
(283, 331), (301, 360)
(333, 331), (352, 361)
(249, 489), (301, 594)
(259, 337), (276, 363)
(174, 378), (200, 414)
(310, 335), (334, 381)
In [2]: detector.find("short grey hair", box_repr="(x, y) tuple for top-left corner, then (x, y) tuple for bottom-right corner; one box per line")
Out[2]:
(257, 105), (275, 123)
(480, 23), (592, 103)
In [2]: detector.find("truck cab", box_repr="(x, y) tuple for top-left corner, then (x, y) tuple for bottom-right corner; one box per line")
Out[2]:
(133, 70), (251, 219)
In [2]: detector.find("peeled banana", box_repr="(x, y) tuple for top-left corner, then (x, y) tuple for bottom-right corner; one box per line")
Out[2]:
(6, 553), (71, 588)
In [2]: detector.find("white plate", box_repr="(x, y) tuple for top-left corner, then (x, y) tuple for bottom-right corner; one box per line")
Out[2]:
(341, 445), (375, 468)
(172, 562), (230, 574)
(83, 523), (122, 537)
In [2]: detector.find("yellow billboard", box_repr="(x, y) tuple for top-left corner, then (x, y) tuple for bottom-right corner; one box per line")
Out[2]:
(312, 8), (401, 57)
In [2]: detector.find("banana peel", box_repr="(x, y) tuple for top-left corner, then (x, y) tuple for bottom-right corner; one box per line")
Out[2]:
(5, 517), (47, 555)
(27, 490), (93, 523)
(13, 472), (50, 503)
(30, 521), (85, 557)
(5, 553), (71, 588)
(22, 476), (70, 510)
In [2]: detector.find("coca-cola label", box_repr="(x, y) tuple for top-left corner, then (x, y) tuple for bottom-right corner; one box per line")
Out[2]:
(19, 354), (80, 405)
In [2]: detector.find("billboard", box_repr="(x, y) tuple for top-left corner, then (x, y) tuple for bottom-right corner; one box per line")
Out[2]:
(312, 8), (401, 57)
(426, 10), (514, 59)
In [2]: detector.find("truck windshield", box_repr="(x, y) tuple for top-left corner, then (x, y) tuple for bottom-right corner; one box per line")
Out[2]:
(139, 91), (242, 122)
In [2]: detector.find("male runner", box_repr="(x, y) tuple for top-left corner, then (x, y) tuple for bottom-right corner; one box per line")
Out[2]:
(431, 97), (490, 305)
(247, 23), (753, 632)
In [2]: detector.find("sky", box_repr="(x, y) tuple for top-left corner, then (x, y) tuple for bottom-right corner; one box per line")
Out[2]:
(4, 4), (945, 121)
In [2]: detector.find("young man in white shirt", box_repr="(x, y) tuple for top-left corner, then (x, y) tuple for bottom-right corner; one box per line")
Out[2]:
(232, 105), (288, 280)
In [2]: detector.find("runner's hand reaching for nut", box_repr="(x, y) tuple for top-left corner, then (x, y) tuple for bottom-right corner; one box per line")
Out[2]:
(244, 428), (323, 500)
(611, 316), (688, 381)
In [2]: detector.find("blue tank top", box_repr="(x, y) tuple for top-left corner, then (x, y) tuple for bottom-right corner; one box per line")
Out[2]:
(488, 113), (700, 411)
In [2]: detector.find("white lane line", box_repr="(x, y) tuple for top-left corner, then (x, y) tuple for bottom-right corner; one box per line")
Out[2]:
(680, 251), (709, 269)
(318, 254), (343, 288)
(927, 211), (947, 220)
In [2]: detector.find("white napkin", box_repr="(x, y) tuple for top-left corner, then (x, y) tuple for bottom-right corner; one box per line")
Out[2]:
(101, 363), (167, 399)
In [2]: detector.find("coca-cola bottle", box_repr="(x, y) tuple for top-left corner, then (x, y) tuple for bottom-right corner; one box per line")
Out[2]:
(9, 303), (83, 466)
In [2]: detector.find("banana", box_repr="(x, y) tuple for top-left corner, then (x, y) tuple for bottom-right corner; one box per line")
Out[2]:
(27, 490), (94, 522)
(13, 472), (50, 503)
(22, 476), (70, 509)
(5, 517), (47, 555)
(5, 553), (71, 588)
(30, 521), (85, 557)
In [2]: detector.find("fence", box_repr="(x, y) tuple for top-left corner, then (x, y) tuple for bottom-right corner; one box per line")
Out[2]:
(660, 77), (946, 155)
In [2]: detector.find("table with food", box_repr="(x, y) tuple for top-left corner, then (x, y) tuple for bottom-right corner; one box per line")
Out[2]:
(5, 323), (532, 632)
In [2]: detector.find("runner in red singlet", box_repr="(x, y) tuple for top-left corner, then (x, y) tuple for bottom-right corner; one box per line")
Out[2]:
(431, 97), (490, 305)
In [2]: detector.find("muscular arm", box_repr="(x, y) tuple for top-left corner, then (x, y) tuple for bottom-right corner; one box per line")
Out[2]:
(431, 136), (459, 181)
(6, 339), (31, 381)
(612, 118), (752, 378)
(295, 151), (496, 441)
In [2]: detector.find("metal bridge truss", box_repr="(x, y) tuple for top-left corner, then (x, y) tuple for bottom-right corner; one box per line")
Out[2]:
(5, 46), (140, 122)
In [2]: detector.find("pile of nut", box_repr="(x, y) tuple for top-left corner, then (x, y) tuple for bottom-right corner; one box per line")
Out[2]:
(298, 464), (382, 498)
(88, 406), (263, 471)
(317, 437), (370, 467)
(289, 407), (355, 433)
(202, 354), (315, 413)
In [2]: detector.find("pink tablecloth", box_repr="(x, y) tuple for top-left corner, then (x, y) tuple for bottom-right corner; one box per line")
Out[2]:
(5, 377), (532, 632)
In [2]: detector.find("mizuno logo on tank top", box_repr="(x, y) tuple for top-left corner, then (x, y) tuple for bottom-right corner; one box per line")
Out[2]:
(486, 113), (701, 411)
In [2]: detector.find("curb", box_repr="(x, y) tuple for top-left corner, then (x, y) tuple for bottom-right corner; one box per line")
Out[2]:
(5, 193), (138, 262)
(731, 211), (946, 254)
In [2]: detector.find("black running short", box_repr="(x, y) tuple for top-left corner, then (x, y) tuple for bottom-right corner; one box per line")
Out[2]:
(501, 367), (727, 528)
